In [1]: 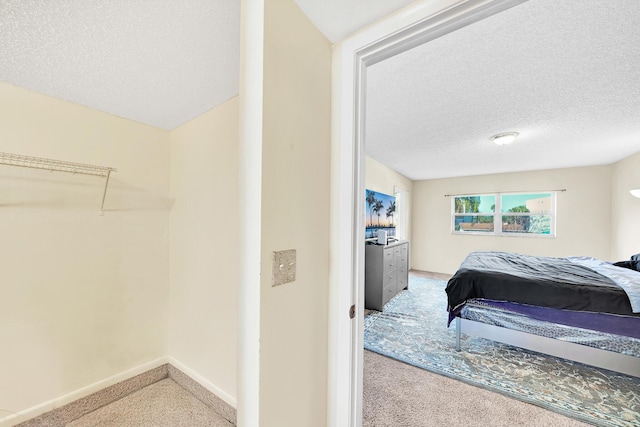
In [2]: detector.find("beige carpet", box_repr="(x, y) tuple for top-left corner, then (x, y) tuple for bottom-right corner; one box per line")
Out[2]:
(67, 378), (233, 427)
(363, 350), (589, 427)
(26, 354), (587, 426)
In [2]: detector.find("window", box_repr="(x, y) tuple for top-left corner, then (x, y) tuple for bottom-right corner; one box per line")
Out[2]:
(452, 192), (556, 237)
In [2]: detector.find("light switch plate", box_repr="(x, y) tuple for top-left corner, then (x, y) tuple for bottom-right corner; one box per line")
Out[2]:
(272, 249), (296, 287)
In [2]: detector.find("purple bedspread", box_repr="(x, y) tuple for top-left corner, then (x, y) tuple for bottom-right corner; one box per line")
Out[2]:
(474, 299), (640, 339)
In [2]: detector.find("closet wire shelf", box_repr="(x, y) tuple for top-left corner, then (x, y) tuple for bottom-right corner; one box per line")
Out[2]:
(0, 152), (117, 214)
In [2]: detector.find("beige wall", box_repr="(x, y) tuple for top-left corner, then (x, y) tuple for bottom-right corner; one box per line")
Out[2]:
(366, 156), (413, 196)
(611, 150), (640, 260)
(259, 1), (332, 425)
(168, 97), (239, 404)
(0, 83), (170, 416)
(411, 165), (612, 274)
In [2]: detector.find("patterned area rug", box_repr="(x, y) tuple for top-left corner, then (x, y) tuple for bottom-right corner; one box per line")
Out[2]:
(364, 275), (640, 426)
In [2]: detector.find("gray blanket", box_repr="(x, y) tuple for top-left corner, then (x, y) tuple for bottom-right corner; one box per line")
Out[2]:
(446, 251), (638, 316)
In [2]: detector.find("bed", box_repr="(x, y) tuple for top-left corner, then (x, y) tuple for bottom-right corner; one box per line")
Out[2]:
(445, 251), (640, 377)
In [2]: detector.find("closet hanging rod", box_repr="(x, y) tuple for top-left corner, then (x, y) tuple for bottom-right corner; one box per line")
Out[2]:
(0, 152), (116, 176)
(0, 152), (117, 214)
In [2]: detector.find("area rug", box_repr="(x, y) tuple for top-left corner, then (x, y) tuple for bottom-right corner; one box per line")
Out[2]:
(363, 275), (640, 427)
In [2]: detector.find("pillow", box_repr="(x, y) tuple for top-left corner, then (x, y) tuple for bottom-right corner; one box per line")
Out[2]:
(613, 259), (640, 272)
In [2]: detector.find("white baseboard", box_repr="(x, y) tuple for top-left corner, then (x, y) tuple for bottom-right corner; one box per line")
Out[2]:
(0, 356), (236, 427)
(0, 357), (169, 427)
(166, 356), (237, 408)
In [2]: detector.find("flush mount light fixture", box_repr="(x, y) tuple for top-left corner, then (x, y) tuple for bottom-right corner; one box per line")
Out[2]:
(491, 132), (519, 146)
(630, 189), (640, 198)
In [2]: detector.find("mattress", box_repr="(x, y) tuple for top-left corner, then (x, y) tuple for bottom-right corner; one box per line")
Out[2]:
(460, 299), (640, 357)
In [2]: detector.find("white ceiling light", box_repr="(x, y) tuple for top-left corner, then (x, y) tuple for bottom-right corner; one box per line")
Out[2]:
(491, 132), (519, 146)
(630, 189), (640, 198)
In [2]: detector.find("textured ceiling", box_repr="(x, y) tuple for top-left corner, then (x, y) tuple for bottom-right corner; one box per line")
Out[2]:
(365, 0), (640, 180)
(0, 0), (415, 131)
(2, 0), (638, 182)
(0, 0), (240, 130)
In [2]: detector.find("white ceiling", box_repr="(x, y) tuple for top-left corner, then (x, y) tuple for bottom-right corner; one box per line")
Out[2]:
(0, 0), (240, 130)
(294, 0), (416, 43)
(365, 0), (640, 180)
(1, 0), (639, 182)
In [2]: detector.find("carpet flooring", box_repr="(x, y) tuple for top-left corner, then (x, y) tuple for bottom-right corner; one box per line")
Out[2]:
(363, 349), (588, 427)
(67, 379), (233, 427)
(363, 272), (640, 427)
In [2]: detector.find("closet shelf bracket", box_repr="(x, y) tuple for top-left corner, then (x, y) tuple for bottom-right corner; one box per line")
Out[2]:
(0, 152), (117, 215)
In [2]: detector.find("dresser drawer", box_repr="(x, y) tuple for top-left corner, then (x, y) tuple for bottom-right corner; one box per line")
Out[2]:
(396, 272), (408, 291)
(382, 283), (396, 305)
(400, 243), (408, 256)
(397, 244), (408, 265)
(383, 247), (396, 272)
(382, 270), (396, 288)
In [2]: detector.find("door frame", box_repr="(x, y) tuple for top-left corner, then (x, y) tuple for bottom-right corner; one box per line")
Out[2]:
(328, 0), (528, 425)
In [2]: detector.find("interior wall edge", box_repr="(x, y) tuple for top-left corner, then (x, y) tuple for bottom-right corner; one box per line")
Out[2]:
(165, 356), (237, 409)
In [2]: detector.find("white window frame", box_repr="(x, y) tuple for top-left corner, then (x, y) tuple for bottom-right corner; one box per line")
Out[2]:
(451, 191), (557, 237)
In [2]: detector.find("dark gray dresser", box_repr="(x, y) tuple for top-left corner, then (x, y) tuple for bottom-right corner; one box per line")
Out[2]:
(364, 240), (409, 311)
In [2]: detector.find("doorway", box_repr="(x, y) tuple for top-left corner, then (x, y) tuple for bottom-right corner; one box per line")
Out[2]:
(328, 0), (528, 425)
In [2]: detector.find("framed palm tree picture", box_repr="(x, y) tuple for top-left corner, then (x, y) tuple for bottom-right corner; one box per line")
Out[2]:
(365, 189), (397, 240)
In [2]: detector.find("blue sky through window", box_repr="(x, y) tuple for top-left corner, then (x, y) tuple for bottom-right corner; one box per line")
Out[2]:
(476, 193), (549, 212)
(477, 195), (495, 213)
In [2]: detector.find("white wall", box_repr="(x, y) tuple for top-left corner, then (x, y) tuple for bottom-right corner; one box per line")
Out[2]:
(611, 150), (640, 261)
(0, 83), (170, 419)
(168, 97), (239, 405)
(259, 1), (332, 425)
(411, 165), (612, 274)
